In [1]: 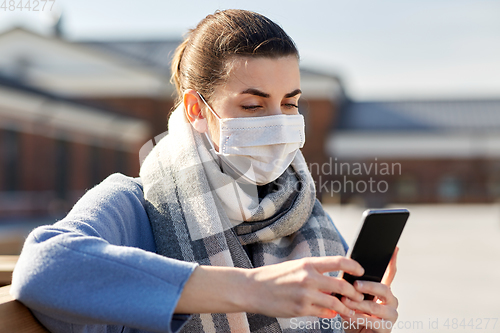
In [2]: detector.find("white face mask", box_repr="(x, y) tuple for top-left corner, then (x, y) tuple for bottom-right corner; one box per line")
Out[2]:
(197, 92), (305, 185)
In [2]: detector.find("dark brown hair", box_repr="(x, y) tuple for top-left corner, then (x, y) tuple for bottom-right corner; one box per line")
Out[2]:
(170, 9), (299, 111)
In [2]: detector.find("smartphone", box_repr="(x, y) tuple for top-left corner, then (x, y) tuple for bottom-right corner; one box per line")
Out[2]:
(335, 208), (410, 301)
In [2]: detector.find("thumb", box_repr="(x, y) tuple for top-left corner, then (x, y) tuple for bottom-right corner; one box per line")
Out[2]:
(381, 246), (398, 286)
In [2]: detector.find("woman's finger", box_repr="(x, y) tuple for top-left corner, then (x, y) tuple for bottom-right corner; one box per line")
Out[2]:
(317, 275), (364, 302)
(354, 280), (398, 308)
(341, 311), (398, 332)
(310, 291), (356, 318)
(309, 256), (364, 277)
(311, 305), (339, 319)
(342, 297), (398, 322)
(381, 246), (398, 286)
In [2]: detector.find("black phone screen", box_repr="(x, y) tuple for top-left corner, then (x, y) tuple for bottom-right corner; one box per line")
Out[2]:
(337, 209), (409, 301)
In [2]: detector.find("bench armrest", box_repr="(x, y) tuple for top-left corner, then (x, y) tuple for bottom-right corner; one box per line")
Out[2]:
(0, 285), (49, 333)
(0, 255), (19, 286)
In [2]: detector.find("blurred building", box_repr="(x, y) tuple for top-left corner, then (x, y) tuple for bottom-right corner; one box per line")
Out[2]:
(0, 75), (150, 217)
(0, 27), (342, 218)
(0, 27), (174, 218)
(325, 99), (500, 206)
(3, 23), (497, 218)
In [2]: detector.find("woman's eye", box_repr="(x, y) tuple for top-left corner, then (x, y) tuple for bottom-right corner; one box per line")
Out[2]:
(241, 105), (262, 110)
(284, 104), (299, 109)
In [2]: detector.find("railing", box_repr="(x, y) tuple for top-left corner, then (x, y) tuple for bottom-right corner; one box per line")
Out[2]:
(0, 255), (18, 286)
(0, 255), (49, 332)
(0, 285), (49, 332)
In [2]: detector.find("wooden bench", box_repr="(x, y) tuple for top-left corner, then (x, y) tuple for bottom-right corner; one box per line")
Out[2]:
(0, 255), (19, 286)
(0, 255), (49, 332)
(0, 285), (49, 332)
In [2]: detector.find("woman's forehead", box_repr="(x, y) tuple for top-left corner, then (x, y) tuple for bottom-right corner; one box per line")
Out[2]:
(222, 56), (301, 96)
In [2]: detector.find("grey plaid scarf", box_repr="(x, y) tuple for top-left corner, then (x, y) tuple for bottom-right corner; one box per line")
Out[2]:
(139, 105), (346, 333)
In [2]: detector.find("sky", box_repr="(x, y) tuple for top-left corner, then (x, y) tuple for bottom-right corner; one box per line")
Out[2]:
(1, 0), (499, 101)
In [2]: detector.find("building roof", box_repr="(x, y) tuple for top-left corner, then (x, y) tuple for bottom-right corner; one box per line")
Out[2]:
(79, 40), (181, 75)
(0, 28), (172, 97)
(0, 74), (150, 151)
(0, 74), (130, 116)
(336, 99), (500, 132)
(329, 99), (500, 158)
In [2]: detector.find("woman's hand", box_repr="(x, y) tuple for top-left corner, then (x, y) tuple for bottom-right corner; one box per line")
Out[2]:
(245, 256), (366, 318)
(341, 247), (400, 333)
(175, 256), (366, 319)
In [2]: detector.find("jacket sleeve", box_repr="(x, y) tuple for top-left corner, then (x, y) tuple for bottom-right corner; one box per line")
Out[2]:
(10, 173), (198, 333)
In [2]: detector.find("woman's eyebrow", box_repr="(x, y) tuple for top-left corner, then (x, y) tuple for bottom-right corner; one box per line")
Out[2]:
(241, 88), (270, 98)
(240, 88), (302, 98)
(284, 89), (302, 98)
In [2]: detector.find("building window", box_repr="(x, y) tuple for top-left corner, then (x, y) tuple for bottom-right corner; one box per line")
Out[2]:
(487, 176), (500, 199)
(396, 175), (418, 201)
(438, 175), (462, 202)
(115, 149), (128, 175)
(55, 139), (70, 199)
(3, 129), (21, 191)
(89, 145), (101, 187)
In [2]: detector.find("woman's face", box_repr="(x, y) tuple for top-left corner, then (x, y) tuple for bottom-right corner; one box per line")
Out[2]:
(186, 55), (301, 152)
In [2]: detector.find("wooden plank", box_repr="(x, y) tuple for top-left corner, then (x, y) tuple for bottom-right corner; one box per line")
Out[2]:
(0, 285), (49, 332)
(0, 237), (24, 255)
(0, 255), (19, 286)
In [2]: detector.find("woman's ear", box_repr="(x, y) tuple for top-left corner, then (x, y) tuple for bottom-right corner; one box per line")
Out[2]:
(183, 89), (208, 133)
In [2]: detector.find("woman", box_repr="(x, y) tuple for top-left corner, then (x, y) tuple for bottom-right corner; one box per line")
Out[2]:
(11, 9), (398, 333)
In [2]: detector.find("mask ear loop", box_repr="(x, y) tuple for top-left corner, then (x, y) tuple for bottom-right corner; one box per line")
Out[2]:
(197, 92), (223, 154)
(197, 92), (222, 120)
